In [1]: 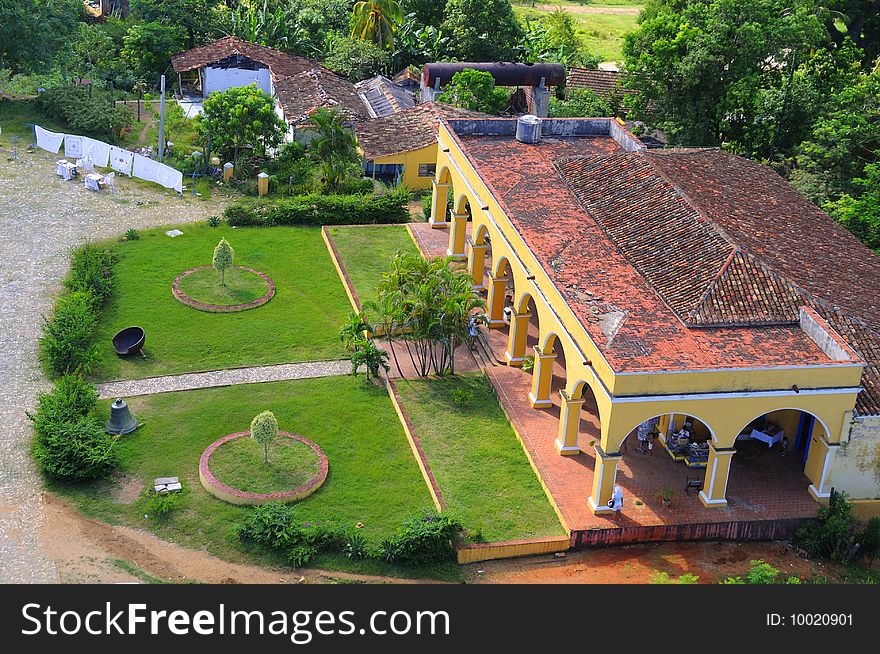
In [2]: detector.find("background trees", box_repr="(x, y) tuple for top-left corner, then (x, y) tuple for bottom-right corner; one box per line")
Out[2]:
(0, 0), (83, 74)
(309, 107), (361, 190)
(351, 0), (404, 50)
(437, 69), (509, 114)
(441, 0), (525, 61)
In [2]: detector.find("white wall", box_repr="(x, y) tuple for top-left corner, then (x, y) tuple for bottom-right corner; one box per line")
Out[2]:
(204, 65), (271, 96)
(829, 415), (880, 499)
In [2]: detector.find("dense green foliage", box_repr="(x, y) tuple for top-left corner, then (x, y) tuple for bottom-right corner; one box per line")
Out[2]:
(351, 0), (403, 50)
(324, 36), (391, 81)
(28, 375), (117, 481)
(380, 509), (462, 565)
(722, 559), (802, 584)
(199, 84), (286, 164)
(794, 489), (861, 562)
(309, 107), (362, 191)
(549, 88), (613, 118)
(437, 69), (509, 114)
(224, 185), (411, 227)
(624, 0), (880, 251)
(41, 245), (117, 377)
(0, 0), (83, 74)
(36, 86), (134, 143)
(441, 0), (525, 61)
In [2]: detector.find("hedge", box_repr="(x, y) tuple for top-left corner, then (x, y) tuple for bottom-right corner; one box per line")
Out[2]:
(224, 186), (411, 227)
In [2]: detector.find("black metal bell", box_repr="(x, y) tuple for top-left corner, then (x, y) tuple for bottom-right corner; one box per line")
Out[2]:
(106, 397), (138, 435)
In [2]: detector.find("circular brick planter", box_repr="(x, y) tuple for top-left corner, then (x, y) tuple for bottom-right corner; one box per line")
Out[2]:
(199, 431), (328, 505)
(172, 265), (275, 313)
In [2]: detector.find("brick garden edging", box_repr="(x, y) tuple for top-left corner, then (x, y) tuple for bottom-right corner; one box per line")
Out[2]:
(172, 265), (275, 313)
(199, 431), (328, 505)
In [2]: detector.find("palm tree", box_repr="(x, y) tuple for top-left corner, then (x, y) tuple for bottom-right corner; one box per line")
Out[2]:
(309, 107), (360, 191)
(351, 0), (403, 50)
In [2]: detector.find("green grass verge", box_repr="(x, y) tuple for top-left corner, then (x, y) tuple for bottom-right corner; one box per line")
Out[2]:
(177, 266), (270, 307)
(326, 225), (420, 308)
(48, 377), (460, 580)
(395, 373), (565, 542)
(91, 224), (352, 381)
(514, 5), (640, 62)
(208, 435), (322, 494)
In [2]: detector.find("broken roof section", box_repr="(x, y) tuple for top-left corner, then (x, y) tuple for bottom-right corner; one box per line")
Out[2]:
(171, 36), (322, 82)
(275, 68), (369, 125)
(355, 75), (416, 118)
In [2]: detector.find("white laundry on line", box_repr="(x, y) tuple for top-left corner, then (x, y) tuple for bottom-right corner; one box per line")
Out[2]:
(155, 162), (184, 193)
(64, 135), (83, 159)
(109, 146), (134, 175)
(81, 137), (111, 168)
(132, 153), (161, 184)
(35, 125), (65, 154)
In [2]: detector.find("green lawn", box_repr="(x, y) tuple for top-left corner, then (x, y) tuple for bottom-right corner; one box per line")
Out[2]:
(177, 266), (270, 306)
(395, 373), (565, 542)
(514, 4), (641, 62)
(91, 224), (352, 381)
(49, 377), (457, 579)
(208, 435), (322, 494)
(326, 225), (420, 308)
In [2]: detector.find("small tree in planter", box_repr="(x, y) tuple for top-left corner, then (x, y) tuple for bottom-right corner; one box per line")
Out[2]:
(657, 486), (675, 506)
(212, 238), (234, 286)
(250, 410), (278, 464)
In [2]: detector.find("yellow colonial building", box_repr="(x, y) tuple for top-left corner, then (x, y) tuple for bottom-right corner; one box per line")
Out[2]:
(426, 115), (880, 518)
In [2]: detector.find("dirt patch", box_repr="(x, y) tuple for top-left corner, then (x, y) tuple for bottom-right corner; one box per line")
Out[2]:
(37, 494), (442, 584)
(111, 474), (146, 505)
(465, 540), (840, 584)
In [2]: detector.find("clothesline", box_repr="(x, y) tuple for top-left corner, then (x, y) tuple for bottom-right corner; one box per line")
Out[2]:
(34, 124), (183, 193)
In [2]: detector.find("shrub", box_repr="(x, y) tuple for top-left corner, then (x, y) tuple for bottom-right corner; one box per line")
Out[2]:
(124, 229), (140, 241)
(147, 491), (181, 517)
(859, 517), (880, 566)
(344, 532), (369, 560)
(207, 215), (221, 227)
(452, 387), (474, 406)
(521, 354), (535, 373)
(32, 415), (117, 481)
(27, 374), (98, 440)
(65, 243), (117, 305)
(224, 186), (411, 227)
(381, 509), (463, 565)
(794, 488), (861, 562)
(36, 85), (133, 141)
(237, 503), (346, 567)
(722, 559), (801, 585)
(40, 290), (99, 376)
(650, 571), (700, 584)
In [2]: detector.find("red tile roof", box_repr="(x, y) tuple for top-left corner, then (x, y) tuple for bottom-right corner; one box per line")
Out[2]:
(274, 68), (369, 124)
(354, 103), (493, 160)
(171, 37), (321, 80)
(566, 68), (637, 102)
(446, 122), (878, 412)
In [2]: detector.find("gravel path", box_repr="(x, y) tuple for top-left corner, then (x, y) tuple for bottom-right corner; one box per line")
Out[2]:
(97, 360), (352, 399)
(0, 146), (225, 583)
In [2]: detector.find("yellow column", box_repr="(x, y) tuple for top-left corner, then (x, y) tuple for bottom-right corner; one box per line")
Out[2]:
(504, 310), (531, 366)
(555, 390), (584, 455)
(528, 346), (556, 408)
(699, 444), (735, 508)
(447, 211), (468, 258)
(806, 434), (839, 501)
(486, 275), (509, 328)
(467, 240), (487, 290)
(588, 447), (622, 514)
(429, 179), (449, 228)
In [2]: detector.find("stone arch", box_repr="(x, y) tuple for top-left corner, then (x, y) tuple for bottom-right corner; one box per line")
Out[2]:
(616, 411), (719, 448)
(473, 223), (490, 246)
(454, 193), (472, 216)
(492, 255), (513, 279)
(436, 166), (452, 185)
(735, 407), (829, 443)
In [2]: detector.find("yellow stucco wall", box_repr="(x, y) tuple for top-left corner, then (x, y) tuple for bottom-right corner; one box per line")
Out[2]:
(433, 120), (875, 499)
(829, 416), (880, 499)
(374, 144), (438, 191)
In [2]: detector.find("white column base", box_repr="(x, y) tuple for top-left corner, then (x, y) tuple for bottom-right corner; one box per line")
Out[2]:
(808, 484), (831, 501)
(446, 248), (467, 259)
(487, 319), (506, 329)
(504, 351), (525, 365)
(528, 392), (553, 409)
(429, 219), (448, 229)
(587, 496), (613, 513)
(698, 490), (729, 508)
(555, 438), (580, 456)
(471, 284), (486, 292)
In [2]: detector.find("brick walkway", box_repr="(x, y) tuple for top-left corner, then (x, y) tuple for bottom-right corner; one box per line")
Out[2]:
(411, 221), (820, 534)
(96, 360), (352, 399)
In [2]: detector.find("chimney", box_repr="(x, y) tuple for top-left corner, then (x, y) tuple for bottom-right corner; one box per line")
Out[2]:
(516, 114), (542, 144)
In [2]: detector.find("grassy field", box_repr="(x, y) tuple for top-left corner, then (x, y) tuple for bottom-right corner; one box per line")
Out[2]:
(48, 377), (458, 579)
(208, 435), (322, 494)
(514, 1), (642, 62)
(395, 373), (565, 542)
(326, 225), (420, 308)
(91, 224), (352, 381)
(177, 266), (270, 306)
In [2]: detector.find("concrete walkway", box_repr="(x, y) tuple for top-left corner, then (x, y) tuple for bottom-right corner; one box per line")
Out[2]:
(97, 360), (352, 399)
(0, 148), (225, 583)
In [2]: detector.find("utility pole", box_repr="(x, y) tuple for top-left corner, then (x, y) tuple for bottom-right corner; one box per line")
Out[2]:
(158, 74), (166, 162)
